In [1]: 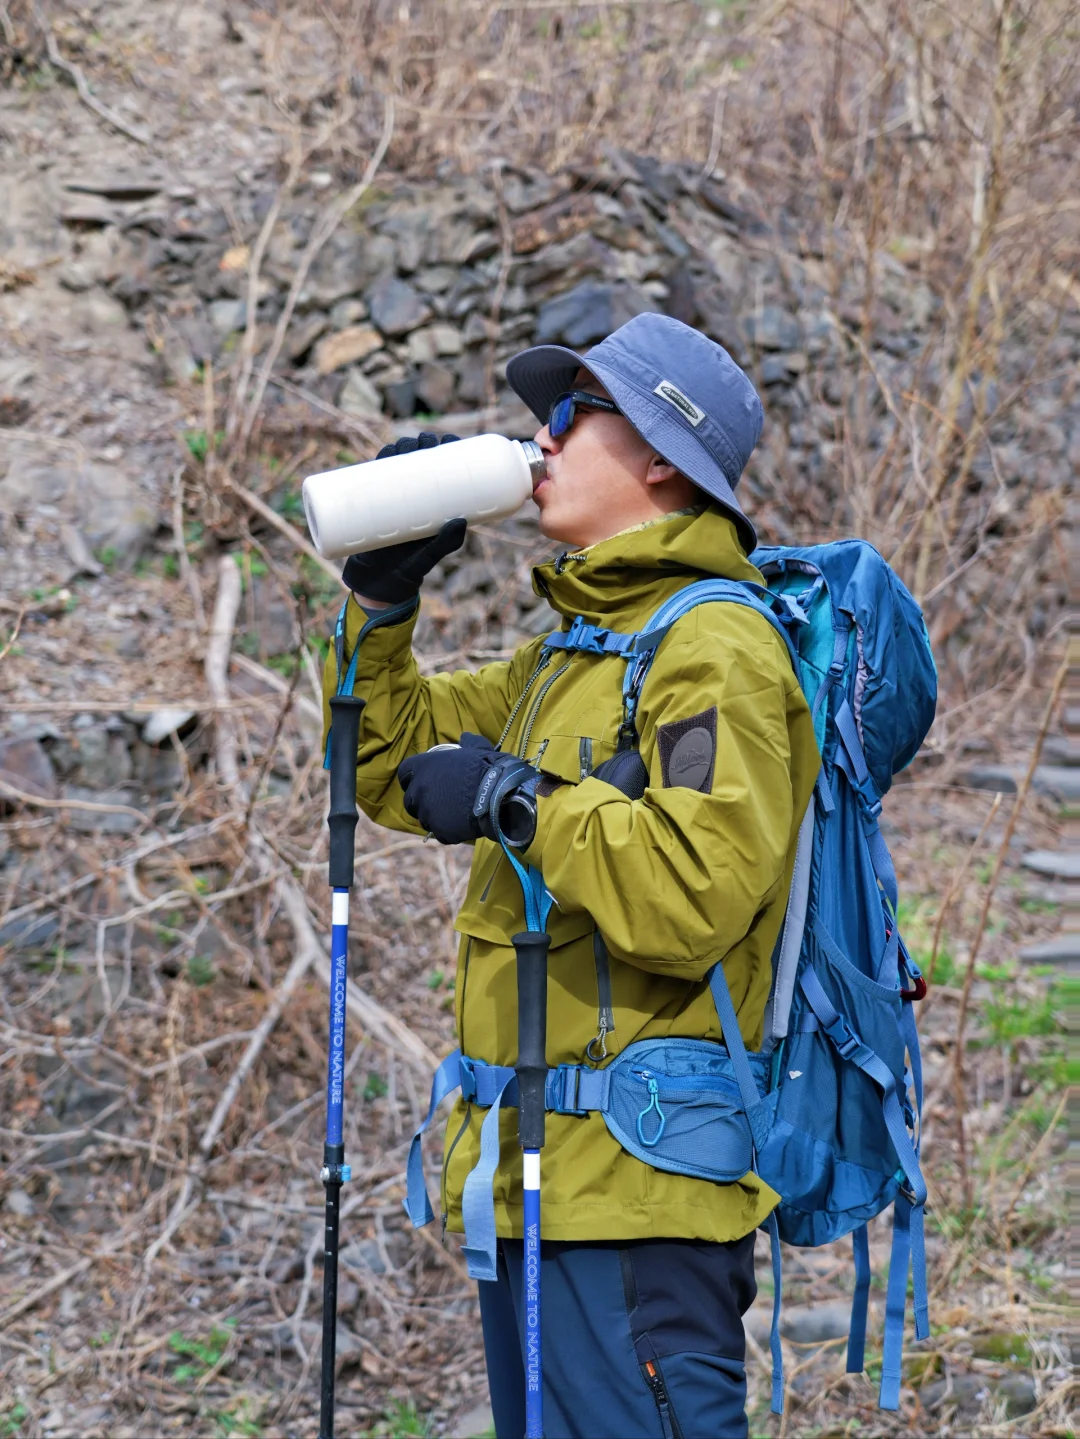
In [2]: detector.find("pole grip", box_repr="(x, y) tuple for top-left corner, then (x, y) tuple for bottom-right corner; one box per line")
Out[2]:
(327, 694), (365, 889)
(513, 930), (550, 1152)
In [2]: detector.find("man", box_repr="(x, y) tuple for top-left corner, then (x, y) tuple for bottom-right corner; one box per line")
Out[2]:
(321, 313), (818, 1438)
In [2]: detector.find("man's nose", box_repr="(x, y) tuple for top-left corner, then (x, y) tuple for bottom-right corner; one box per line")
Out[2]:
(535, 423), (558, 453)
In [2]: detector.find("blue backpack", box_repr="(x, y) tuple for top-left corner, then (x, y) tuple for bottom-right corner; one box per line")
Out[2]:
(405, 538), (937, 1413)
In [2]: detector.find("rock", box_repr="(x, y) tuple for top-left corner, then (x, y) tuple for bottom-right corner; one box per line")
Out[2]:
(340, 1238), (388, 1274)
(66, 725), (133, 789)
(382, 377), (417, 419)
(0, 912), (59, 948)
(284, 311), (330, 361)
(920, 1373), (990, 1413)
(329, 298), (369, 329)
(1042, 736), (1079, 766)
(5, 1188), (35, 1217)
(304, 232), (394, 307)
(59, 526), (104, 575)
(407, 323), (465, 365)
(1019, 931), (1080, 966)
(760, 352), (808, 385)
(450, 1402), (495, 1439)
(338, 369), (384, 419)
(1, 449), (159, 557)
(996, 1372), (1037, 1417)
(42, 1407), (66, 1432)
(415, 264), (458, 294)
(1033, 765), (1080, 801)
(141, 708), (196, 745)
(0, 737), (58, 800)
(780, 1301), (851, 1345)
(961, 765), (1018, 794)
(1023, 850), (1080, 881)
(61, 785), (140, 834)
(744, 306), (801, 350)
(314, 324), (384, 375)
(366, 275), (432, 337)
(209, 297), (246, 334)
(535, 281), (657, 347)
(416, 363), (456, 414)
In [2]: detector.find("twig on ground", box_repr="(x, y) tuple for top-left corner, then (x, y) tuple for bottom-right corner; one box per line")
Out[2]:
(172, 466), (206, 632)
(224, 476), (341, 584)
(37, 12), (151, 146)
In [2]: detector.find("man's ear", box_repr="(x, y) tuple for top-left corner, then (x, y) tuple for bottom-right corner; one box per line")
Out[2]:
(645, 453), (681, 487)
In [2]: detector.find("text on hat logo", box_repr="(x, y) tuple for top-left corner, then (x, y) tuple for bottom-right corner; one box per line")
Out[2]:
(653, 380), (705, 428)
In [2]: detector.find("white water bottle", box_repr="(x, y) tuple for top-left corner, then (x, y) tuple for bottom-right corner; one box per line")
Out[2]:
(302, 434), (546, 559)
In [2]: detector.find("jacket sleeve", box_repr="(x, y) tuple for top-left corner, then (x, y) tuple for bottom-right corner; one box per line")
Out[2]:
(521, 604), (816, 982)
(320, 594), (546, 833)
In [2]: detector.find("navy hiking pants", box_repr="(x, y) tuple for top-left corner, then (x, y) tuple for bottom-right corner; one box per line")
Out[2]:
(478, 1234), (756, 1439)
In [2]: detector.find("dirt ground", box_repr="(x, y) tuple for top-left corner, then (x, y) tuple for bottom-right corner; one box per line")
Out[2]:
(0, 3), (1071, 1437)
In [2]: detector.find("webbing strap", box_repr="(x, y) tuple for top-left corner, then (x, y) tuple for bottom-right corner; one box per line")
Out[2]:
(542, 616), (668, 659)
(880, 1193), (913, 1410)
(834, 701), (899, 918)
(403, 1049), (463, 1229)
(460, 1055), (613, 1115)
(811, 628), (850, 723)
(706, 962), (770, 1150)
(801, 954), (926, 1206)
(460, 1073), (515, 1282)
(764, 1210), (785, 1414)
(847, 1224), (871, 1373)
(901, 1000), (924, 1123)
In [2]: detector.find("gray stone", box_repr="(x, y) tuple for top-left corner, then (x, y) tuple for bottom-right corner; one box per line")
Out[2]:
(1023, 850), (1080, 881)
(450, 1402), (495, 1439)
(68, 726), (133, 789)
(1033, 765), (1080, 801)
(338, 369), (384, 420)
(996, 1372), (1037, 1417)
(60, 523), (105, 578)
(141, 708), (196, 746)
(1043, 736), (1079, 766)
(61, 785), (141, 834)
(209, 298), (246, 334)
(304, 233), (394, 307)
(5, 1188), (35, 1217)
(329, 298), (369, 329)
(366, 275), (432, 338)
(744, 306), (801, 350)
(0, 911), (59, 948)
(340, 1238), (388, 1274)
(779, 1301), (851, 1346)
(920, 1373), (990, 1412)
(535, 281), (657, 347)
(1019, 931), (1080, 966)
(285, 311), (330, 361)
(382, 378), (417, 419)
(415, 264), (458, 294)
(0, 737), (58, 800)
(962, 765), (1018, 794)
(416, 363), (456, 415)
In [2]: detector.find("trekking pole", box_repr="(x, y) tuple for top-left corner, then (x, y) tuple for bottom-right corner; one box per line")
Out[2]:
(320, 693), (366, 1439)
(513, 928), (550, 1439)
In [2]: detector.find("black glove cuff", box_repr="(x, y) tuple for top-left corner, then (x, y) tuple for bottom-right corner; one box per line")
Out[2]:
(340, 555), (419, 604)
(472, 756), (541, 849)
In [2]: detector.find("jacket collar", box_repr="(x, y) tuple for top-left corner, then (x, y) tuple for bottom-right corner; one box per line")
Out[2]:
(532, 506), (763, 630)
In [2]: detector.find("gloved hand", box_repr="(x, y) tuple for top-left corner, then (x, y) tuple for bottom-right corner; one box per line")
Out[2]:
(341, 432), (465, 604)
(397, 734), (541, 847)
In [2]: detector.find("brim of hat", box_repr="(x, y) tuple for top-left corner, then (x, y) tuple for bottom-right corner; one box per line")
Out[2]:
(505, 343), (757, 554)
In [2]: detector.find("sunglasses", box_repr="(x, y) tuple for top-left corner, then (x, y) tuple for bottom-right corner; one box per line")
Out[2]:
(547, 389), (621, 438)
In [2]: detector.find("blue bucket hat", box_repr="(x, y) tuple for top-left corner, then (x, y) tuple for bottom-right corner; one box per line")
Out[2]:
(506, 312), (763, 554)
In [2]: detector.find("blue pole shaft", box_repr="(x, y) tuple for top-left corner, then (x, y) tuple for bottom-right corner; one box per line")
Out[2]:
(522, 1150), (543, 1439)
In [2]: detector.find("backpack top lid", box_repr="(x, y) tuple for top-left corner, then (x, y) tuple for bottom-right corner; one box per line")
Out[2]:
(752, 540), (937, 797)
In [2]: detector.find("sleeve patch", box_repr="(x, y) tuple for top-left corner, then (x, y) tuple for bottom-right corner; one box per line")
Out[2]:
(657, 706), (718, 793)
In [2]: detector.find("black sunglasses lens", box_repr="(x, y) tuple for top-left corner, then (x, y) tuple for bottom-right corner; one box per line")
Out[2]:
(550, 395), (574, 437)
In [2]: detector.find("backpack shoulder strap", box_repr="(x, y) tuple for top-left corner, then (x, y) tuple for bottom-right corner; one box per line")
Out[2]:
(622, 578), (804, 737)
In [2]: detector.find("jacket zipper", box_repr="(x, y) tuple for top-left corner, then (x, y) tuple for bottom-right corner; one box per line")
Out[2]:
(496, 652), (552, 750)
(643, 1360), (683, 1439)
(517, 660), (571, 758)
(579, 736), (593, 780)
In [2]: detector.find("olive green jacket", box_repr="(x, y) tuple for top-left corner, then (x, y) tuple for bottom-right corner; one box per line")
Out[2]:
(321, 507), (818, 1243)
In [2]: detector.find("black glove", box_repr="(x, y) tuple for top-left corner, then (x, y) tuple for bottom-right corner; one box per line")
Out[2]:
(397, 734), (541, 847)
(341, 433), (465, 604)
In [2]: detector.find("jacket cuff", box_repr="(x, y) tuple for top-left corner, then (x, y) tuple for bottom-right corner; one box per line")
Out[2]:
(335, 593), (419, 686)
(519, 781), (570, 870)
